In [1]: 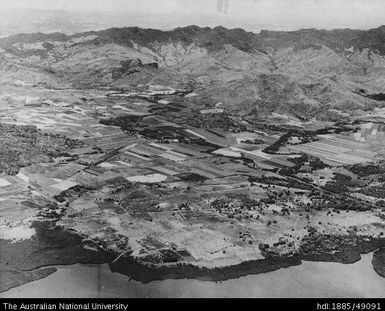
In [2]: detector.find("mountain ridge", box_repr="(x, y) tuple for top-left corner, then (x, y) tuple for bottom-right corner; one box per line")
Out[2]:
(2, 24), (385, 55)
(1, 24), (385, 121)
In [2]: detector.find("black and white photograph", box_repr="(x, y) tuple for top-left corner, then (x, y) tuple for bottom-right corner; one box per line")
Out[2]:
(0, 0), (384, 301)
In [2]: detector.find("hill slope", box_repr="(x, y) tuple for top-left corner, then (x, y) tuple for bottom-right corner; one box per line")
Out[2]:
(1, 25), (385, 120)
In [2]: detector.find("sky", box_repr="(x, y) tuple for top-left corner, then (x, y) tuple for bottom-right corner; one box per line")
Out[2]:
(1, 0), (385, 32)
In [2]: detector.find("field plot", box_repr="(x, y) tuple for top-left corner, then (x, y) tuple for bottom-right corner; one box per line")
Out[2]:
(184, 127), (228, 147)
(0, 176), (29, 198)
(2, 23), (385, 296)
(285, 134), (378, 165)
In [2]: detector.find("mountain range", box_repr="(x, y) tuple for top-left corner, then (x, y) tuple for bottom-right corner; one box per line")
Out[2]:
(1, 25), (385, 121)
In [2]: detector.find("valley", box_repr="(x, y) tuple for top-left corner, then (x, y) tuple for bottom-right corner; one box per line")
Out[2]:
(1, 25), (385, 293)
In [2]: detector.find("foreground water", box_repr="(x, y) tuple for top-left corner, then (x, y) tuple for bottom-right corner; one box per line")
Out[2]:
(1, 253), (384, 298)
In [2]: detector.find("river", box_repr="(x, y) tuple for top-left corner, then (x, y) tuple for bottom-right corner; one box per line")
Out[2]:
(1, 253), (384, 298)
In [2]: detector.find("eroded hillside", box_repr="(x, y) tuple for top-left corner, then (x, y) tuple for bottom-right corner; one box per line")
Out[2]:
(1, 25), (385, 291)
(1, 26), (385, 120)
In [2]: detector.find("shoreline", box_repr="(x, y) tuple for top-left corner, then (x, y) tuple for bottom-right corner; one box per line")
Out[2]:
(108, 235), (385, 283)
(2, 252), (385, 298)
(1, 221), (384, 293)
(372, 247), (385, 278)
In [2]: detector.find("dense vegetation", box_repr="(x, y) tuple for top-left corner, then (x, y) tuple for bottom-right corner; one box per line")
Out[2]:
(0, 123), (81, 175)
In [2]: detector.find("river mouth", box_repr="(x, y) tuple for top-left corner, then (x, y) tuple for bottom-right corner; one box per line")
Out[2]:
(1, 252), (384, 298)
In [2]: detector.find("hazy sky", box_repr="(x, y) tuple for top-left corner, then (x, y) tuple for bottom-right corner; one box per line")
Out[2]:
(2, 0), (385, 31)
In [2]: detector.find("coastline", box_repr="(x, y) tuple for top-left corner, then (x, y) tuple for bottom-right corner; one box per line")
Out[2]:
(372, 248), (385, 278)
(1, 221), (384, 293)
(2, 253), (385, 298)
(109, 234), (385, 283)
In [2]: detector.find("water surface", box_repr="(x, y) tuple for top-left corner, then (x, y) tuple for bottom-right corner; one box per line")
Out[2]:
(1, 253), (384, 298)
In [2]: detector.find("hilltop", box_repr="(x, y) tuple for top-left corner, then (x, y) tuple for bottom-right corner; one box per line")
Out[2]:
(1, 24), (385, 291)
(1, 25), (385, 121)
